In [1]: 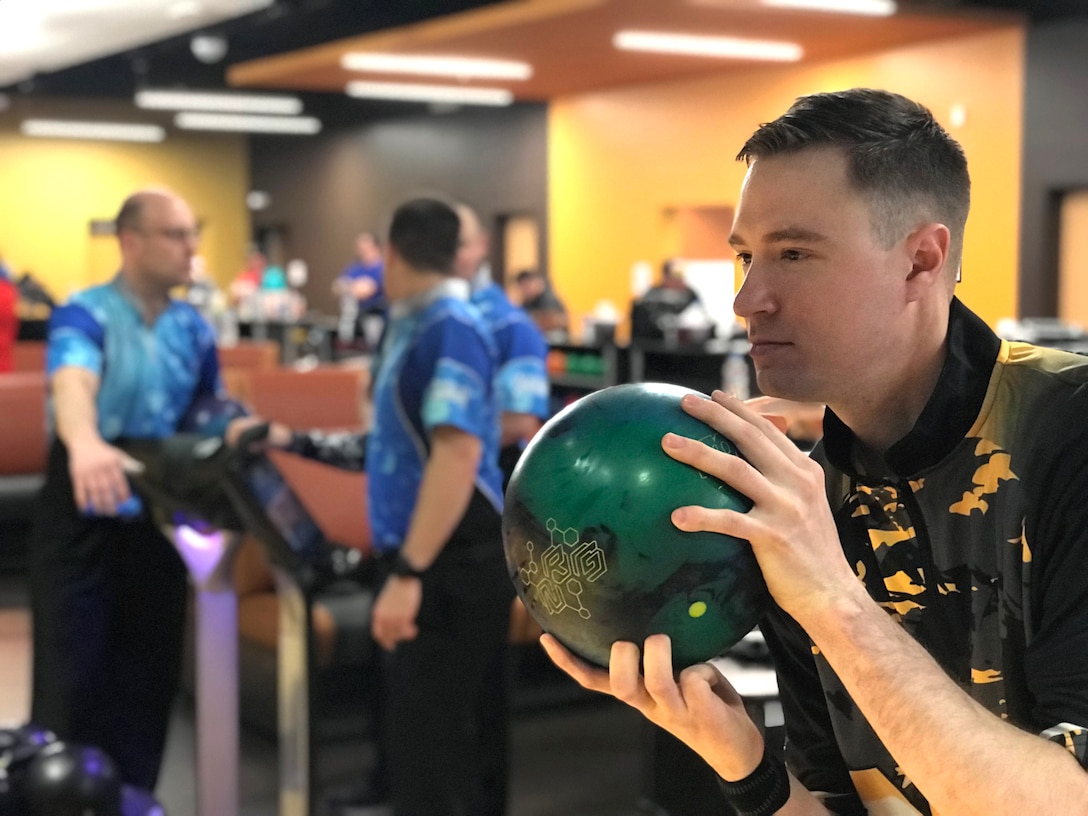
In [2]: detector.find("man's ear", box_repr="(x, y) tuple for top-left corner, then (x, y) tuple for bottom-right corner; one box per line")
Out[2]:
(904, 222), (951, 299)
(117, 230), (136, 257)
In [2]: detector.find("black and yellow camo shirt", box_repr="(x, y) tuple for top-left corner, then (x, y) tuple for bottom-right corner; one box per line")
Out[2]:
(763, 298), (1088, 815)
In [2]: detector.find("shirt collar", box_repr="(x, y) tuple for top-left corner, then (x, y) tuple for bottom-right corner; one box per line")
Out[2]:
(822, 297), (1001, 478)
(389, 277), (469, 320)
(109, 273), (176, 325)
(471, 264), (493, 294)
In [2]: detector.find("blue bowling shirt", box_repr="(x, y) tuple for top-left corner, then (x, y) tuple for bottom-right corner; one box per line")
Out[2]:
(470, 277), (550, 421)
(367, 278), (503, 553)
(47, 277), (219, 441)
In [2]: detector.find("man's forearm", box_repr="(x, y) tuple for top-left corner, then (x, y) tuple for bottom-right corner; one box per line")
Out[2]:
(52, 366), (102, 446)
(805, 594), (1088, 815)
(500, 412), (542, 448)
(398, 427), (481, 571)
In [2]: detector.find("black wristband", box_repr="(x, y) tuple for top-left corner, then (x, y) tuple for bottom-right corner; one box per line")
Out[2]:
(389, 552), (426, 579)
(717, 745), (791, 816)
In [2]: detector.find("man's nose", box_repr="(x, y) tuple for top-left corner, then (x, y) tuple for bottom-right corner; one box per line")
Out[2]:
(732, 265), (774, 319)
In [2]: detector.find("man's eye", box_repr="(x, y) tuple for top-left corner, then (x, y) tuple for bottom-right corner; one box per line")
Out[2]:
(782, 249), (806, 261)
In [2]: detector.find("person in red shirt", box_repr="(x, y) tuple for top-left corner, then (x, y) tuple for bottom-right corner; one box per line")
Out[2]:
(0, 275), (18, 372)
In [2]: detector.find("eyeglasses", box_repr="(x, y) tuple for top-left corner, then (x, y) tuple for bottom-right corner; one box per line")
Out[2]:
(138, 227), (201, 244)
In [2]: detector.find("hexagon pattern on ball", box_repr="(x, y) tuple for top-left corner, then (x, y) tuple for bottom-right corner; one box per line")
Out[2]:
(503, 382), (769, 668)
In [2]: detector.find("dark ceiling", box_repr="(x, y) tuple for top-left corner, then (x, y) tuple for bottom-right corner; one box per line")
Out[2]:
(6, 0), (1085, 103)
(4, 0), (506, 98)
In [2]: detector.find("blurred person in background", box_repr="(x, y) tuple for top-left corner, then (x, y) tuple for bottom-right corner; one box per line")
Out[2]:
(28, 188), (220, 792)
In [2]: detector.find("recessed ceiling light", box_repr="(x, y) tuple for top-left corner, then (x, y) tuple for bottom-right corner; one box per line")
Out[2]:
(20, 119), (166, 143)
(613, 31), (803, 62)
(341, 53), (532, 81)
(345, 81), (514, 106)
(174, 112), (322, 134)
(135, 89), (304, 115)
(246, 190), (271, 210)
(190, 33), (229, 64)
(762, 0), (896, 15)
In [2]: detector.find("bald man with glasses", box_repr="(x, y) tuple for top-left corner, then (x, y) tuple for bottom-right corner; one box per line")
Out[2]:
(27, 188), (222, 791)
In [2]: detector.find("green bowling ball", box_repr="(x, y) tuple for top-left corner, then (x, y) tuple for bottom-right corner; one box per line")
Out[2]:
(502, 382), (769, 669)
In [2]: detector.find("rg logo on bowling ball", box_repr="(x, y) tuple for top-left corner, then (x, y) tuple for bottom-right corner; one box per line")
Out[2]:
(519, 518), (608, 620)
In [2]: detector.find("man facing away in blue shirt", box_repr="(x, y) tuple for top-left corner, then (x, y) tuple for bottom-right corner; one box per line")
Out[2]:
(365, 197), (513, 816)
(453, 202), (550, 487)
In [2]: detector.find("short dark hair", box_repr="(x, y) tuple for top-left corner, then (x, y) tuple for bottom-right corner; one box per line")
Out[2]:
(737, 88), (970, 269)
(387, 198), (460, 274)
(115, 193), (147, 235)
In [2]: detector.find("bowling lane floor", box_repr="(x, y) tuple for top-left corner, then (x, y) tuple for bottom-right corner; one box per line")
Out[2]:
(0, 573), (655, 816)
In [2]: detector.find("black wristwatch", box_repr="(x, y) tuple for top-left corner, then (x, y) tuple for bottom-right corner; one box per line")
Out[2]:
(390, 552), (426, 580)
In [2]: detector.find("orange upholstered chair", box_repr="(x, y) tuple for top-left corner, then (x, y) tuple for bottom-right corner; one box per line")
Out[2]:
(0, 371), (48, 572)
(217, 339), (281, 370)
(12, 341), (46, 374)
(0, 372), (48, 475)
(247, 366), (368, 431)
(217, 340), (281, 405)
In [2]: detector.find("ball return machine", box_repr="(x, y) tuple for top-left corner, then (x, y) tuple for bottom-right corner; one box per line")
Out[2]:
(121, 426), (375, 816)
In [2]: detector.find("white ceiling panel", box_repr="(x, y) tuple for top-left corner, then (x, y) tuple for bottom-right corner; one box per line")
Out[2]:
(0, 0), (274, 87)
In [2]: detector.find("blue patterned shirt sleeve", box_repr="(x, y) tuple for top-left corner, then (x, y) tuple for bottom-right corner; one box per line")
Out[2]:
(47, 303), (106, 376)
(418, 315), (495, 441)
(423, 357), (491, 434)
(496, 319), (549, 418)
(471, 282), (550, 419)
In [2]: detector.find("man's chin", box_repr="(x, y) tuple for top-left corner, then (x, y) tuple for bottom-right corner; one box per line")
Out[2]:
(753, 372), (812, 403)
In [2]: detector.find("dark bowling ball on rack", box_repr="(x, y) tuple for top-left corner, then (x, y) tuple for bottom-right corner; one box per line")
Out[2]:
(502, 382), (769, 669)
(22, 742), (122, 816)
(0, 724), (57, 816)
(178, 392), (250, 437)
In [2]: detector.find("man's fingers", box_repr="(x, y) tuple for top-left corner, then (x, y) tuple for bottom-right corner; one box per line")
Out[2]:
(662, 431), (777, 511)
(79, 472), (130, 515)
(609, 640), (651, 705)
(540, 634), (613, 695)
(682, 391), (809, 469)
(640, 634), (683, 708)
(372, 618), (418, 651)
(764, 414), (788, 434)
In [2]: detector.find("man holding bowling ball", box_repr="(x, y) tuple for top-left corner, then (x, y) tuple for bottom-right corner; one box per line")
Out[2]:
(545, 88), (1088, 815)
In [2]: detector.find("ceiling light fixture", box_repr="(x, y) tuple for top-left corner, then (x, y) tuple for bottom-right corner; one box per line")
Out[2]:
(190, 33), (229, 64)
(174, 112), (322, 134)
(20, 119), (166, 143)
(135, 89), (304, 114)
(345, 81), (514, 106)
(340, 53), (532, 81)
(614, 30), (803, 61)
(762, 0), (896, 15)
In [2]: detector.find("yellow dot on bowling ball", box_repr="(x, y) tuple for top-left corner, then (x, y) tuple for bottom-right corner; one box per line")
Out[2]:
(688, 601), (708, 618)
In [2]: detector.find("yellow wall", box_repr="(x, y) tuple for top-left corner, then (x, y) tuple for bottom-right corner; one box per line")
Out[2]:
(549, 26), (1025, 336)
(0, 127), (250, 304)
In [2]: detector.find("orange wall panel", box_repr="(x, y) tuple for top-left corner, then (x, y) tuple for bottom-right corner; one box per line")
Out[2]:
(549, 26), (1025, 336)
